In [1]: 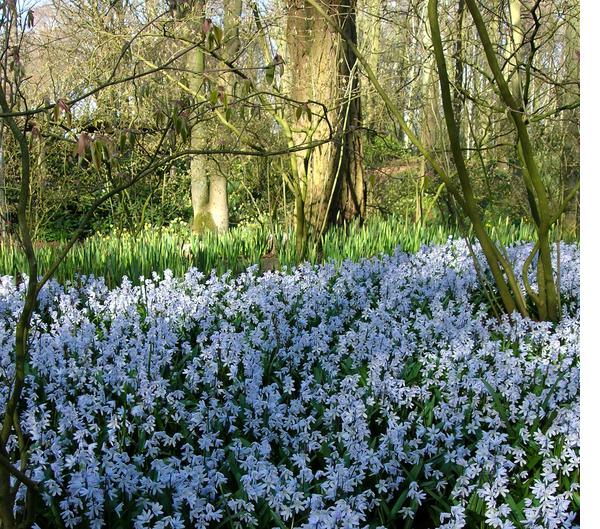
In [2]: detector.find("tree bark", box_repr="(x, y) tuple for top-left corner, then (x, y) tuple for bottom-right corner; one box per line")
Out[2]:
(186, 3), (213, 234)
(358, 0), (381, 129)
(558, 9), (579, 235)
(416, 3), (436, 225)
(507, 0), (524, 105)
(0, 123), (7, 239)
(287, 0), (366, 235)
(204, 0), (242, 234)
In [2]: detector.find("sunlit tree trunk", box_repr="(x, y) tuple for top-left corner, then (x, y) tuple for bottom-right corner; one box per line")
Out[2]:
(507, 0), (524, 104)
(501, 0), (524, 186)
(186, 2), (212, 234)
(558, 9), (579, 235)
(0, 123), (6, 239)
(224, 0), (242, 57)
(358, 0), (381, 129)
(189, 0), (239, 235)
(205, 0), (243, 233)
(287, 0), (366, 238)
(416, 3), (436, 225)
(453, 0), (466, 138)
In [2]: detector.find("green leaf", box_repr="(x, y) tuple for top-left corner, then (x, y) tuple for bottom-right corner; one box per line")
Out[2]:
(181, 120), (190, 141)
(91, 141), (102, 172)
(390, 488), (410, 517)
(380, 500), (390, 518)
(526, 452), (542, 470)
(119, 131), (127, 152)
(267, 506), (287, 529)
(482, 379), (509, 423)
(212, 26), (223, 46)
(422, 485), (451, 511)
(304, 103), (312, 121)
(506, 493), (525, 523)
(265, 64), (276, 85)
(227, 452), (242, 486)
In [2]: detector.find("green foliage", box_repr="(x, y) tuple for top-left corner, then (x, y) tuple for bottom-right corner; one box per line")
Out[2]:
(363, 133), (411, 168)
(0, 216), (568, 289)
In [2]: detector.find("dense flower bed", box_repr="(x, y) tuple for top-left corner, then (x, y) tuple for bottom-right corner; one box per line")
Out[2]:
(0, 240), (579, 529)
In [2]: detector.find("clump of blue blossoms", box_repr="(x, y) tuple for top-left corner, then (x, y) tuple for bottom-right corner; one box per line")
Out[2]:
(0, 240), (579, 529)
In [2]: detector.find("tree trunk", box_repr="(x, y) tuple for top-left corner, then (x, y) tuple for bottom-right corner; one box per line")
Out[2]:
(358, 0), (381, 129)
(188, 0), (239, 235)
(465, 0), (562, 321)
(507, 0), (524, 105)
(224, 0), (242, 58)
(0, 123), (7, 240)
(558, 9), (579, 235)
(207, 169), (229, 232)
(287, 0), (366, 235)
(186, 4), (213, 234)
(416, 3), (436, 225)
(203, 0), (242, 234)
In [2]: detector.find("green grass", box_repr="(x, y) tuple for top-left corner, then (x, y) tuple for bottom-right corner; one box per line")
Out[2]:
(0, 216), (569, 287)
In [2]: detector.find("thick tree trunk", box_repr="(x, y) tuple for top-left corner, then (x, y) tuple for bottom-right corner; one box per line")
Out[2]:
(287, 0), (366, 235)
